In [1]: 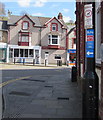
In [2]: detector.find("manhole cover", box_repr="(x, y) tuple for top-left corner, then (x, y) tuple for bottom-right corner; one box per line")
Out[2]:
(22, 79), (45, 82)
(57, 97), (69, 100)
(9, 91), (31, 96)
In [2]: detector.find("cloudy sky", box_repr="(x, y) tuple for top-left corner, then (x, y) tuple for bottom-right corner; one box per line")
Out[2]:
(2, 0), (76, 23)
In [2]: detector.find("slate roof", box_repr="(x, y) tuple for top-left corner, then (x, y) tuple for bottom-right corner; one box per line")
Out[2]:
(8, 14), (68, 29)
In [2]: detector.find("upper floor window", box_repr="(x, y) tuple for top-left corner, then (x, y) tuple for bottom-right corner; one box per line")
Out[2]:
(51, 23), (58, 31)
(22, 21), (29, 30)
(48, 35), (59, 45)
(19, 33), (29, 42)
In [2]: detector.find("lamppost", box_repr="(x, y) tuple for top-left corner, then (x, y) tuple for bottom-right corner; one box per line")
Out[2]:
(82, 1), (99, 119)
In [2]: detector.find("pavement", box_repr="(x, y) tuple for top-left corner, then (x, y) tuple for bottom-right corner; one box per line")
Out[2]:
(1, 63), (82, 119)
(0, 63), (69, 70)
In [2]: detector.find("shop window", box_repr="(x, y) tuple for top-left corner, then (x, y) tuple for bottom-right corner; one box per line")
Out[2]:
(55, 55), (61, 59)
(29, 49), (33, 57)
(0, 49), (5, 60)
(20, 49), (23, 57)
(9, 48), (13, 58)
(14, 49), (19, 57)
(25, 49), (28, 57)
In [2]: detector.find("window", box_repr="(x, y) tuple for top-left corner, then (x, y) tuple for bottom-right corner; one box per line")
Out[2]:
(96, 4), (101, 64)
(51, 23), (58, 31)
(19, 33), (29, 42)
(20, 49), (23, 57)
(74, 38), (76, 44)
(48, 35), (59, 45)
(9, 48), (13, 58)
(21, 35), (29, 42)
(29, 49), (33, 57)
(52, 24), (56, 31)
(55, 55), (61, 59)
(22, 21), (29, 30)
(14, 49), (19, 57)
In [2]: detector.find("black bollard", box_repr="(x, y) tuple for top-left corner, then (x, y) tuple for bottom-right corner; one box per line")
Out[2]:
(23, 58), (25, 65)
(33, 59), (35, 66)
(71, 66), (77, 82)
(14, 58), (16, 64)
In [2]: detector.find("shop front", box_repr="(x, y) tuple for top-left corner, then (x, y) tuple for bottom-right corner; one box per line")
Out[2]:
(67, 49), (76, 66)
(7, 45), (41, 64)
(0, 43), (7, 62)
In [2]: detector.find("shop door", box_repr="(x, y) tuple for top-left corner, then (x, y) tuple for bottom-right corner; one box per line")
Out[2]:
(35, 50), (39, 64)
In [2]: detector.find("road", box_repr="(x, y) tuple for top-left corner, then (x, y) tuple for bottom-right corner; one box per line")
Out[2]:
(2, 68), (82, 119)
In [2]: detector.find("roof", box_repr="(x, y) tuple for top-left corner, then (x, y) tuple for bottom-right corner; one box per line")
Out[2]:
(8, 14), (68, 29)
(38, 17), (51, 26)
(67, 27), (76, 36)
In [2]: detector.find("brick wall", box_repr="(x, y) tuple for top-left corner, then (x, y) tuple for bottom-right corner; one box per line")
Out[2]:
(76, 2), (85, 78)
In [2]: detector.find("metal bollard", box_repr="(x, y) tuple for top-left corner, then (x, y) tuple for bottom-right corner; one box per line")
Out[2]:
(23, 58), (25, 65)
(14, 58), (16, 64)
(45, 59), (46, 66)
(33, 59), (35, 66)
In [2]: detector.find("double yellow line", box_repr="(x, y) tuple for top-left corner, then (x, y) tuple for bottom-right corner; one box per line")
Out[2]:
(0, 76), (31, 88)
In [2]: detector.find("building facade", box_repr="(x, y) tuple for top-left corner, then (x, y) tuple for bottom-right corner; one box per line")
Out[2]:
(76, 1), (103, 119)
(0, 17), (8, 62)
(7, 13), (68, 64)
(67, 24), (76, 67)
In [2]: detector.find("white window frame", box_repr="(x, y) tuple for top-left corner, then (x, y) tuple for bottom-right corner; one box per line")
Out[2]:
(22, 22), (29, 30)
(52, 24), (56, 31)
(48, 34), (60, 45)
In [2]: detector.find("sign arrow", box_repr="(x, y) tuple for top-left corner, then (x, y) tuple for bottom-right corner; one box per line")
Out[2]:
(87, 51), (94, 55)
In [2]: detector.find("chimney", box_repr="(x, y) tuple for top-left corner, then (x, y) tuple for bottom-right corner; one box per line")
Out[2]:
(58, 12), (63, 20)
(8, 10), (12, 18)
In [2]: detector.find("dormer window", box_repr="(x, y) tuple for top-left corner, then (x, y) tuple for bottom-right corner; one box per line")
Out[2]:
(22, 21), (29, 30)
(51, 23), (58, 31)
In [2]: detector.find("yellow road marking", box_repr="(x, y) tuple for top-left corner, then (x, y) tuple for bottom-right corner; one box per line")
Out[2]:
(0, 76), (31, 88)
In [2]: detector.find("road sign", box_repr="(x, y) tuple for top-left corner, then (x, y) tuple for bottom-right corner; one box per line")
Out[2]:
(84, 4), (93, 29)
(86, 41), (94, 49)
(86, 49), (94, 58)
(86, 29), (94, 36)
(86, 29), (94, 42)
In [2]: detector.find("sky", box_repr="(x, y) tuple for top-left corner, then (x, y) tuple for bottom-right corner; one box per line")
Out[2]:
(1, 0), (76, 23)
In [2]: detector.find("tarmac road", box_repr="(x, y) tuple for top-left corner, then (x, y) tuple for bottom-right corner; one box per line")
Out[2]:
(1, 65), (82, 119)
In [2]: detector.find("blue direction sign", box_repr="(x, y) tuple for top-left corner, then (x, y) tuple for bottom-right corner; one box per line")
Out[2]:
(86, 29), (94, 58)
(86, 49), (94, 58)
(86, 29), (94, 36)
(86, 41), (94, 49)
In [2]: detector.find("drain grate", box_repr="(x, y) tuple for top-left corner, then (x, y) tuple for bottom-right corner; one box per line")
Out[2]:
(22, 79), (45, 82)
(57, 97), (69, 100)
(44, 85), (53, 88)
(9, 91), (31, 96)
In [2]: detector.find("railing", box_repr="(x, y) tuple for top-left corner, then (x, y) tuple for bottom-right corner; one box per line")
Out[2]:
(14, 58), (35, 65)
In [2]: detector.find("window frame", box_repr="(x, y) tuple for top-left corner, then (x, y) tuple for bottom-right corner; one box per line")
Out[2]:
(22, 21), (29, 30)
(51, 23), (58, 31)
(48, 34), (60, 45)
(95, 3), (101, 65)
